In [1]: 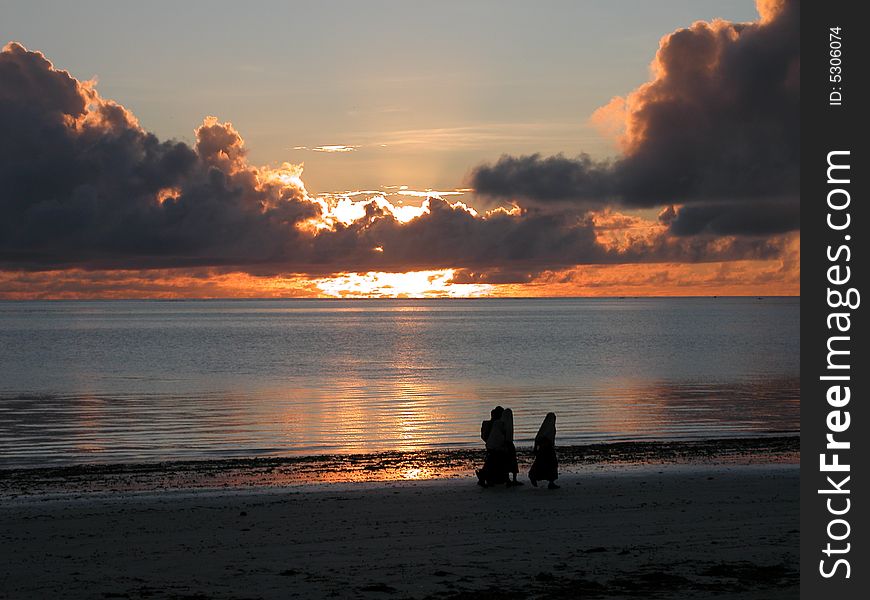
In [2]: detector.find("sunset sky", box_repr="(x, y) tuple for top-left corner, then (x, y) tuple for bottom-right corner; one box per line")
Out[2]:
(0, 0), (799, 298)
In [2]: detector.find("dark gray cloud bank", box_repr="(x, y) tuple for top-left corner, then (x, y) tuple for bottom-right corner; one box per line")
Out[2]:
(1, 0), (797, 279)
(471, 0), (799, 237)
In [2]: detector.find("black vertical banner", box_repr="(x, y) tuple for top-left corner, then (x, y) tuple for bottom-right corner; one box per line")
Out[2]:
(801, 0), (867, 597)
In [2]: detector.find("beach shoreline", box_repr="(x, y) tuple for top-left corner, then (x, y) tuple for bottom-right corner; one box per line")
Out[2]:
(0, 435), (798, 499)
(2, 436), (800, 598)
(1, 461), (799, 599)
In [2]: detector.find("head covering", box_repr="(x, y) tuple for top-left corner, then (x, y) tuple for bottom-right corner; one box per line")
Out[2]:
(491, 406), (504, 420)
(537, 412), (556, 444)
(502, 408), (514, 444)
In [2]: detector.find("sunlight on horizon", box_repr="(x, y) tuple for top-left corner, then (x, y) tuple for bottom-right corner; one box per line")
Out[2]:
(315, 269), (493, 298)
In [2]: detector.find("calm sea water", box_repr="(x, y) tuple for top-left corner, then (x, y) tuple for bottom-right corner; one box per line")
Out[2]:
(0, 298), (799, 468)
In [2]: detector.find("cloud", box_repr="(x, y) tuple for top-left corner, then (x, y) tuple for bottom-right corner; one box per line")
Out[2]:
(470, 153), (617, 208)
(470, 0), (799, 236)
(0, 237), (799, 300)
(0, 42), (319, 270)
(667, 198), (799, 236)
(1, 39), (793, 284)
(293, 145), (359, 153)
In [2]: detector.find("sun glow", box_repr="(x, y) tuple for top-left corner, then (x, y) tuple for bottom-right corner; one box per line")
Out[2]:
(315, 269), (493, 298)
(298, 195), (438, 232)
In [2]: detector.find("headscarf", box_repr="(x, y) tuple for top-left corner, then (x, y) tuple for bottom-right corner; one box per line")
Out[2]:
(502, 408), (514, 445)
(536, 412), (556, 444)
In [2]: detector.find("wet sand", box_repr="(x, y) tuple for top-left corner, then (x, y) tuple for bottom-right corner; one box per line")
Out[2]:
(0, 440), (798, 599)
(0, 436), (798, 498)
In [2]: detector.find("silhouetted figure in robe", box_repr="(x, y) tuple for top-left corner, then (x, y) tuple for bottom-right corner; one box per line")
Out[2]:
(477, 406), (508, 487)
(476, 406), (522, 487)
(529, 412), (559, 489)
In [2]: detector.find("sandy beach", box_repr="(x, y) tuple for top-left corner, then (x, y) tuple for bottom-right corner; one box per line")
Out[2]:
(1, 455), (798, 599)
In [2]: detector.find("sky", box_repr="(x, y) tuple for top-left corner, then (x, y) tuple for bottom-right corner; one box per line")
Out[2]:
(0, 0), (799, 298)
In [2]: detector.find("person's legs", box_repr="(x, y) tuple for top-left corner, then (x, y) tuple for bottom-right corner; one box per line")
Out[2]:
(475, 468), (487, 487)
(495, 450), (511, 485)
(544, 446), (558, 488)
(478, 451), (497, 486)
(529, 454), (539, 486)
(479, 450), (509, 486)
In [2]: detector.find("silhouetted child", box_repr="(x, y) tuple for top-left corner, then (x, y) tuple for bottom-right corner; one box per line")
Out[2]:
(529, 412), (559, 489)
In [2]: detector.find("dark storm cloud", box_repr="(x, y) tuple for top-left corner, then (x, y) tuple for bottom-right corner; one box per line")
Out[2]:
(667, 199), (800, 237)
(0, 42), (316, 270)
(469, 153), (617, 209)
(1, 39), (790, 278)
(311, 200), (606, 272)
(470, 0), (799, 236)
(300, 197), (785, 275)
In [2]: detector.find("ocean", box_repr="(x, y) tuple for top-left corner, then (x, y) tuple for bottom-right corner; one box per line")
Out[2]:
(0, 297), (799, 468)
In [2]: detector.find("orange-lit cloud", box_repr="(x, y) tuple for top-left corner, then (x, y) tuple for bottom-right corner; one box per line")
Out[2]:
(0, 242), (798, 300)
(492, 233), (800, 298)
(0, 268), (317, 300)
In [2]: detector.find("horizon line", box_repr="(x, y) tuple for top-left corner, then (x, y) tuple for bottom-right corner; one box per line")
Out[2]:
(0, 294), (801, 302)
